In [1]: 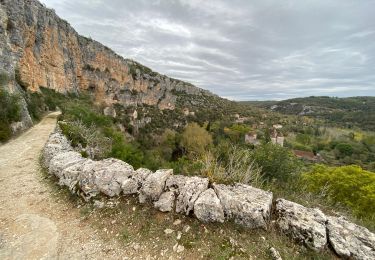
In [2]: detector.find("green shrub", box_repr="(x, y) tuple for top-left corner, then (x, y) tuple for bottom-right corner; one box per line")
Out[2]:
(250, 143), (302, 182)
(0, 122), (12, 142)
(303, 164), (375, 219)
(39, 87), (64, 110)
(26, 92), (45, 121)
(167, 155), (203, 176)
(0, 72), (9, 86)
(0, 89), (21, 142)
(60, 120), (112, 160)
(59, 121), (88, 147)
(105, 128), (144, 168)
(62, 103), (112, 127)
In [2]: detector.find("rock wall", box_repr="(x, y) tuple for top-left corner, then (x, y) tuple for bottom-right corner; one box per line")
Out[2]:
(0, 0), (213, 110)
(43, 128), (375, 259)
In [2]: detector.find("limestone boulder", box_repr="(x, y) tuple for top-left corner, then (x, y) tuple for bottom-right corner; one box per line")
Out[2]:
(121, 178), (139, 195)
(139, 169), (173, 203)
(213, 183), (273, 229)
(327, 216), (375, 259)
(48, 151), (85, 177)
(194, 188), (224, 223)
(165, 175), (189, 194)
(58, 159), (91, 193)
(132, 168), (153, 188)
(77, 158), (134, 198)
(176, 176), (208, 215)
(275, 199), (327, 250)
(154, 191), (175, 212)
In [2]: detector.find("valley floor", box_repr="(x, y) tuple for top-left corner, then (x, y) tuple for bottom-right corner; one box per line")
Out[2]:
(0, 112), (132, 259)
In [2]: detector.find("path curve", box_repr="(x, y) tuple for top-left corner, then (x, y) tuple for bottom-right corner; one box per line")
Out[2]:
(0, 113), (130, 259)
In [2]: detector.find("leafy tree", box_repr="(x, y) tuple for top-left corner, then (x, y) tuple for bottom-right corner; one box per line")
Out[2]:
(180, 122), (213, 157)
(335, 143), (354, 157)
(250, 143), (301, 182)
(223, 124), (251, 143)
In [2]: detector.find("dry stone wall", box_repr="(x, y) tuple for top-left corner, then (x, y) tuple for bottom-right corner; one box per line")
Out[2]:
(42, 129), (375, 259)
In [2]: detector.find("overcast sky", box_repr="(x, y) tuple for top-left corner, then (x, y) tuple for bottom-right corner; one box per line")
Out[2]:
(40, 0), (375, 100)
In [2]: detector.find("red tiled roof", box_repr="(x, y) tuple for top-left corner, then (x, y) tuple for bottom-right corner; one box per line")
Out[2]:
(293, 150), (317, 160)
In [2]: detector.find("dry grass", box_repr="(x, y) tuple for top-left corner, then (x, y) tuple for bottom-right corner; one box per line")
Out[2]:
(200, 146), (265, 188)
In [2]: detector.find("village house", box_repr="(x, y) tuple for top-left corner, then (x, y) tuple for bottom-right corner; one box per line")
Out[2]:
(272, 124), (283, 129)
(183, 108), (195, 116)
(233, 114), (249, 123)
(271, 129), (284, 147)
(245, 132), (260, 146)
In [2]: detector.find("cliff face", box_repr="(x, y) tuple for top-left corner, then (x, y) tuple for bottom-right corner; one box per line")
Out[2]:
(0, 0), (212, 111)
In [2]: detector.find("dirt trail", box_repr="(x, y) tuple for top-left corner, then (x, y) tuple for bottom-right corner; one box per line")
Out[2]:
(0, 113), (131, 259)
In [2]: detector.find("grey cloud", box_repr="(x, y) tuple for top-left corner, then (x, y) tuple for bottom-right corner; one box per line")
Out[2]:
(41, 0), (375, 100)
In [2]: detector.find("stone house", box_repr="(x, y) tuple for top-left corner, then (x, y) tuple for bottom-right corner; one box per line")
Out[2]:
(271, 129), (284, 147)
(245, 132), (260, 146)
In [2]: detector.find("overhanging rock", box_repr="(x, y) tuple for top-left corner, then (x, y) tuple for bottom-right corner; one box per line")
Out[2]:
(213, 183), (273, 229)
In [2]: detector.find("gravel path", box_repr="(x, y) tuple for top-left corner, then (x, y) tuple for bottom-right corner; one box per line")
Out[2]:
(0, 113), (131, 259)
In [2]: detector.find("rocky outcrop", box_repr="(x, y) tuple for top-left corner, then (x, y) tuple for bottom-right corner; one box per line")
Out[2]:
(0, 0), (213, 114)
(42, 129), (375, 259)
(275, 199), (327, 250)
(213, 183), (273, 229)
(327, 216), (375, 259)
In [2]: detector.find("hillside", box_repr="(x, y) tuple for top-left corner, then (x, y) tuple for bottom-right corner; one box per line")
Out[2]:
(0, 0), (239, 135)
(243, 96), (375, 131)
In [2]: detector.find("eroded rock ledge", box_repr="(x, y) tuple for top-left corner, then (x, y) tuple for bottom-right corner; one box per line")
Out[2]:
(42, 129), (375, 259)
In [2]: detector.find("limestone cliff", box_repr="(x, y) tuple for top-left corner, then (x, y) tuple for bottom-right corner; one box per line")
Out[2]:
(0, 0), (213, 112)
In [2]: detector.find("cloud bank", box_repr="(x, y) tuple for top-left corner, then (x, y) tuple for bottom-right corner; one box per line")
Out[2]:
(40, 0), (375, 100)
